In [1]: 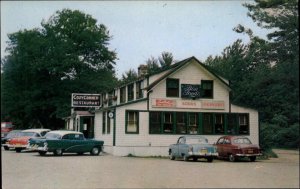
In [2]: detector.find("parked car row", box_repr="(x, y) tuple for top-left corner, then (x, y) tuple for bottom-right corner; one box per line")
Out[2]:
(1, 129), (104, 156)
(168, 135), (262, 162)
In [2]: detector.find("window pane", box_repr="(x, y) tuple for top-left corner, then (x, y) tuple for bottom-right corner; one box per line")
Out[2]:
(203, 113), (213, 134)
(215, 114), (224, 134)
(166, 79), (179, 97)
(239, 114), (249, 134)
(120, 87), (126, 103)
(176, 112), (186, 134)
(127, 111), (138, 133)
(201, 80), (213, 98)
(188, 113), (198, 134)
(227, 114), (237, 134)
(128, 84), (134, 101)
(163, 112), (173, 133)
(150, 112), (161, 134)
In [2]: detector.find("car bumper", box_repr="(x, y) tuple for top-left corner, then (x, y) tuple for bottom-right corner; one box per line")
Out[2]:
(27, 144), (48, 152)
(8, 144), (27, 149)
(235, 153), (263, 157)
(189, 152), (219, 157)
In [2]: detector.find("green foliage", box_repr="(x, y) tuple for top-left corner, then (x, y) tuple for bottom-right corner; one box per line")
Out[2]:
(1, 9), (117, 129)
(205, 0), (299, 149)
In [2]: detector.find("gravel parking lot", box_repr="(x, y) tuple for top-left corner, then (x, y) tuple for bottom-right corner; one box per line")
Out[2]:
(2, 148), (299, 189)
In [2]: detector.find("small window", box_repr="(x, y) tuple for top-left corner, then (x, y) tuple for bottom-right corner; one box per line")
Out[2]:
(136, 80), (144, 99)
(166, 78), (179, 97)
(217, 137), (224, 144)
(120, 87), (126, 103)
(126, 111), (139, 134)
(127, 84), (134, 101)
(62, 134), (70, 140)
(201, 80), (213, 98)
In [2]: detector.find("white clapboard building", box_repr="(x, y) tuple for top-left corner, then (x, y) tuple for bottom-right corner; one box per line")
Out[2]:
(94, 57), (259, 156)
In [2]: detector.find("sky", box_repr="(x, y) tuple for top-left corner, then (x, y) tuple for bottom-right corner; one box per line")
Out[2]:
(1, 1), (270, 78)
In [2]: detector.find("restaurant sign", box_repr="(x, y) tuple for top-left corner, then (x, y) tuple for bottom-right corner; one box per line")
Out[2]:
(72, 93), (101, 107)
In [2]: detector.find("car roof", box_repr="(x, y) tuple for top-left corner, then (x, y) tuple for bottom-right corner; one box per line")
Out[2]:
(22, 129), (51, 133)
(223, 136), (249, 140)
(46, 130), (83, 136)
(182, 135), (208, 139)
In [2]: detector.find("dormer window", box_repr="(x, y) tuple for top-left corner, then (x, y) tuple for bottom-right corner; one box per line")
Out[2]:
(127, 83), (134, 101)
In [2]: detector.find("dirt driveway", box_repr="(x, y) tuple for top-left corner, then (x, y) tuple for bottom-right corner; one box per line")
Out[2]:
(2, 148), (299, 188)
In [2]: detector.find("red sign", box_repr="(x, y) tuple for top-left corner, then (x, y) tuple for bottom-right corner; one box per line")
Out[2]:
(201, 101), (225, 110)
(152, 99), (176, 108)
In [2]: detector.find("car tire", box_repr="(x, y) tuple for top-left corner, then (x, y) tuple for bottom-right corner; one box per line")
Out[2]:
(250, 156), (256, 162)
(4, 146), (9, 151)
(169, 150), (175, 160)
(54, 149), (63, 156)
(15, 148), (22, 153)
(39, 151), (47, 156)
(229, 154), (236, 162)
(77, 152), (84, 155)
(207, 157), (213, 162)
(90, 146), (101, 156)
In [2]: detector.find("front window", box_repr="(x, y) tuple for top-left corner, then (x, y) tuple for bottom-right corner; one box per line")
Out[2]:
(188, 113), (198, 134)
(201, 80), (213, 98)
(163, 112), (174, 133)
(149, 112), (161, 134)
(239, 114), (249, 134)
(214, 114), (224, 134)
(136, 80), (144, 99)
(21, 132), (38, 137)
(203, 113), (213, 134)
(176, 112), (186, 134)
(166, 78), (179, 97)
(126, 111), (139, 134)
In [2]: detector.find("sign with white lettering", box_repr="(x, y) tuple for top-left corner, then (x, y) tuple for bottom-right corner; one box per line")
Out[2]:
(177, 100), (201, 109)
(72, 93), (101, 107)
(181, 84), (201, 99)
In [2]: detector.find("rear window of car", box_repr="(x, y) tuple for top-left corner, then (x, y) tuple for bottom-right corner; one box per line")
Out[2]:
(45, 133), (61, 139)
(233, 138), (252, 144)
(186, 138), (208, 144)
(6, 131), (21, 138)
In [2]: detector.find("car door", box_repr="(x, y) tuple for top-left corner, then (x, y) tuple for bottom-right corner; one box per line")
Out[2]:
(222, 138), (232, 157)
(177, 137), (187, 157)
(216, 137), (225, 157)
(70, 134), (90, 152)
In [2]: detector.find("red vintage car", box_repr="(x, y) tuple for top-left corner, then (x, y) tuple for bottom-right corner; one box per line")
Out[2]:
(215, 136), (262, 162)
(8, 129), (50, 152)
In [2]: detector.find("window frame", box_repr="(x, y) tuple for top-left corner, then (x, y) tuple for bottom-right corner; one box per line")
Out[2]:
(125, 110), (139, 134)
(201, 80), (213, 99)
(127, 83), (134, 102)
(166, 78), (179, 97)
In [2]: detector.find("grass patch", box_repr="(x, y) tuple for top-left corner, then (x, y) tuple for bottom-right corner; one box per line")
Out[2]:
(258, 148), (278, 160)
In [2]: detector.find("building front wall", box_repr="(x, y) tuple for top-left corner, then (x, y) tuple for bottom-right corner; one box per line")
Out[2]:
(94, 59), (259, 157)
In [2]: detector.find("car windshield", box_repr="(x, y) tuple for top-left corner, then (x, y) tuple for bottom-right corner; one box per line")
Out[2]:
(186, 137), (208, 144)
(233, 138), (252, 144)
(45, 133), (61, 139)
(20, 132), (38, 137)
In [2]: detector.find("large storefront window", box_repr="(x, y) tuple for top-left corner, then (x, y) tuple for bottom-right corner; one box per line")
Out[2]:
(126, 111), (139, 134)
(176, 112), (186, 134)
(166, 78), (179, 97)
(149, 111), (250, 135)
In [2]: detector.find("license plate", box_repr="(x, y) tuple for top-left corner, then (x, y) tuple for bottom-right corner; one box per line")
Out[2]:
(200, 149), (208, 154)
(248, 150), (253, 153)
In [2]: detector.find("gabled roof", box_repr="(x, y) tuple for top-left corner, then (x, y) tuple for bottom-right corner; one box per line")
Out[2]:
(145, 56), (231, 91)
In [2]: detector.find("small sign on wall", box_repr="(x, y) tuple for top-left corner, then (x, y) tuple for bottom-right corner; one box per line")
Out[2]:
(152, 99), (176, 108)
(201, 100), (225, 110)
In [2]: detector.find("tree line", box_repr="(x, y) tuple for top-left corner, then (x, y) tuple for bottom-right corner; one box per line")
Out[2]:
(1, 1), (298, 148)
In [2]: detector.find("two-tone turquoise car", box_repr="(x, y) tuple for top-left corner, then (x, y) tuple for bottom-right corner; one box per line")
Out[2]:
(169, 136), (218, 162)
(28, 130), (104, 156)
